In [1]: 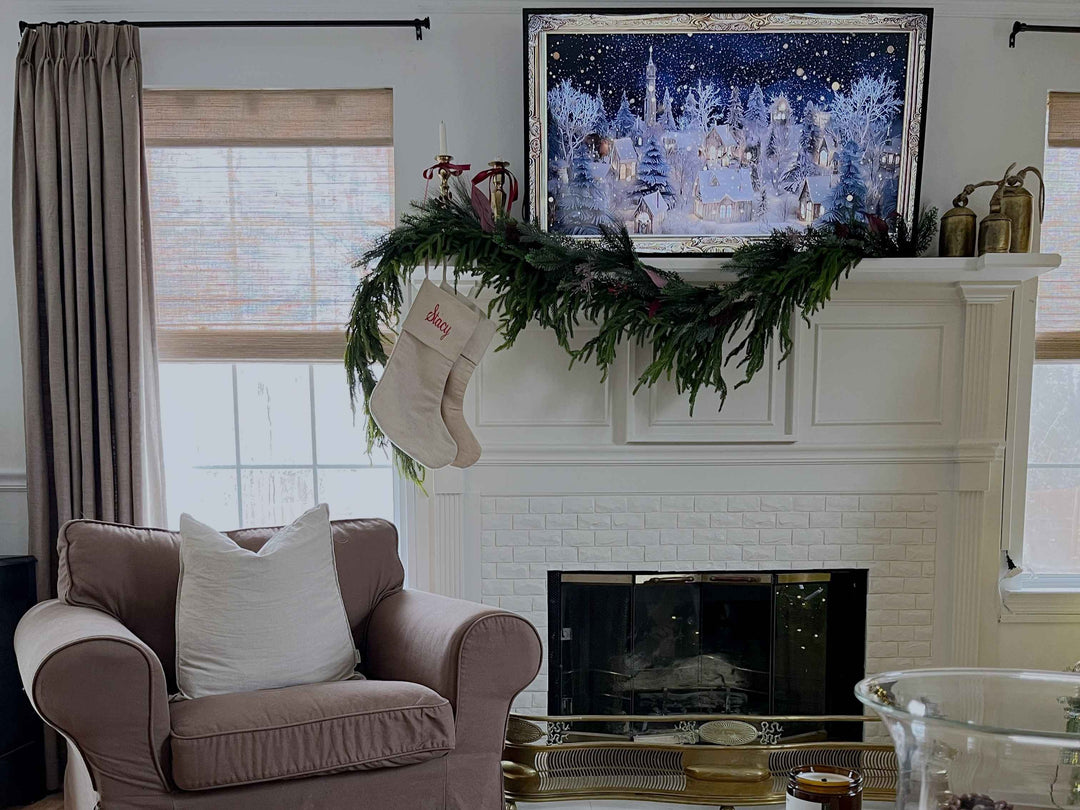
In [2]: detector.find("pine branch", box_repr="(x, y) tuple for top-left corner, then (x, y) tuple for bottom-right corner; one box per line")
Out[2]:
(345, 192), (939, 486)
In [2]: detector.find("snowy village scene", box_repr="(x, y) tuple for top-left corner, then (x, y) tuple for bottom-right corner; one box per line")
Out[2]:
(527, 12), (930, 252)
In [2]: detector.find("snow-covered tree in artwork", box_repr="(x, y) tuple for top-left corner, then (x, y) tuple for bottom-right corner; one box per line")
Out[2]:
(862, 119), (894, 214)
(560, 146), (607, 234)
(613, 90), (637, 137)
(669, 144), (702, 204)
(679, 80), (724, 134)
(827, 73), (901, 154)
(679, 87), (700, 132)
(751, 162), (769, 218)
(548, 79), (603, 162)
(782, 103), (821, 192)
(880, 173), (899, 218)
(724, 86), (744, 130)
(827, 140), (867, 220)
(764, 122), (797, 196)
(827, 73), (901, 216)
(593, 86), (609, 137)
(659, 87), (677, 131)
(634, 135), (676, 202)
(745, 83), (769, 144)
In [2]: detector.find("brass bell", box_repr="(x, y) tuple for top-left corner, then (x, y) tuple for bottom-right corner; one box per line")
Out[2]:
(978, 211), (1012, 255)
(940, 199), (977, 257)
(1001, 165), (1044, 253)
(978, 187), (1012, 256)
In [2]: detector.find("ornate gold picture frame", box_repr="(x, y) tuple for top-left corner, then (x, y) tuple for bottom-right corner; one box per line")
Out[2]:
(524, 8), (932, 254)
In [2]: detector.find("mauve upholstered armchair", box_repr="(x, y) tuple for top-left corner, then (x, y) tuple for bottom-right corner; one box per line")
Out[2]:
(14, 518), (542, 810)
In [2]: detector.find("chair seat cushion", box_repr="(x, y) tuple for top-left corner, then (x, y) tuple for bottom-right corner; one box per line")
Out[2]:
(169, 679), (455, 790)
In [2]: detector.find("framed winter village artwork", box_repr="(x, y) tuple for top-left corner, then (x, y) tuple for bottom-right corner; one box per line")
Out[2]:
(524, 9), (933, 254)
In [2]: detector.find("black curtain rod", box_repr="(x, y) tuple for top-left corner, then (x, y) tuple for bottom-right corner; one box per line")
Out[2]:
(19, 16), (432, 40)
(1010, 20), (1080, 48)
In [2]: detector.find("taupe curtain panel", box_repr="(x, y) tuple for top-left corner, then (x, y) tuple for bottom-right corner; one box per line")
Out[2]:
(1039, 92), (1080, 360)
(13, 23), (165, 599)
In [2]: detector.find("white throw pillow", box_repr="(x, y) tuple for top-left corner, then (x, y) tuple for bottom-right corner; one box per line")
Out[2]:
(175, 503), (358, 699)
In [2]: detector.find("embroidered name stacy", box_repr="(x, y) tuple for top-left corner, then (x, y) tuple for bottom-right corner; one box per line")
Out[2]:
(425, 303), (452, 341)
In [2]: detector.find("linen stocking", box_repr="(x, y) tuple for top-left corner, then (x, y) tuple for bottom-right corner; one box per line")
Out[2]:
(370, 280), (479, 469)
(440, 283), (497, 468)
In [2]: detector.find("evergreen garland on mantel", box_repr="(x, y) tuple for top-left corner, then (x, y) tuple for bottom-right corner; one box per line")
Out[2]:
(346, 187), (937, 485)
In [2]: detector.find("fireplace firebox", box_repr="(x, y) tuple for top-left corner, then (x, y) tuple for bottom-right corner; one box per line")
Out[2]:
(547, 570), (867, 727)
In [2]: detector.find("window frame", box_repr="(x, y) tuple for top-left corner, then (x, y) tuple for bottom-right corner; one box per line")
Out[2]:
(158, 359), (396, 530)
(146, 88), (403, 550)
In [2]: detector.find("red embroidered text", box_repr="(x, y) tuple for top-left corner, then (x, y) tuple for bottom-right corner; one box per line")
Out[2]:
(425, 304), (452, 341)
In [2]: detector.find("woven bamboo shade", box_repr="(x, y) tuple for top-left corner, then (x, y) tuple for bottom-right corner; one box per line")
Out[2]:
(144, 89), (394, 360)
(143, 88), (393, 147)
(1037, 93), (1080, 360)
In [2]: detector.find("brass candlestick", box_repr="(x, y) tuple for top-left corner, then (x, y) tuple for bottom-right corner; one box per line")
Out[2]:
(435, 154), (454, 203)
(488, 159), (511, 220)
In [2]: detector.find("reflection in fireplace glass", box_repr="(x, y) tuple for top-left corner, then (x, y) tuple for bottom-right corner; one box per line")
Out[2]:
(548, 570), (867, 741)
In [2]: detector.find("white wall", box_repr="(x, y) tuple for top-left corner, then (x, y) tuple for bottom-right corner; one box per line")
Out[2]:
(2, 2), (1080, 665)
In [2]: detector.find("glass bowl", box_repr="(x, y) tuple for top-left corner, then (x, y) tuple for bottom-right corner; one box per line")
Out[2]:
(856, 669), (1080, 810)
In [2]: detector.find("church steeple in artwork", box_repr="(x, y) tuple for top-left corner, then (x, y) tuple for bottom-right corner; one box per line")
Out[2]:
(644, 45), (657, 127)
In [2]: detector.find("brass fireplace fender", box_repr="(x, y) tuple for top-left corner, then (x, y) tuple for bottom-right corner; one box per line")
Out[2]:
(503, 714), (897, 807)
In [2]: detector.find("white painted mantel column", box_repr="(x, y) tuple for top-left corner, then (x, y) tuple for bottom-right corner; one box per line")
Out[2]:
(402, 254), (1059, 676)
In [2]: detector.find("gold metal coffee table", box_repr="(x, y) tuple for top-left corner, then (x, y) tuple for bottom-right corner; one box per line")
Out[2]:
(502, 714), (897, 808)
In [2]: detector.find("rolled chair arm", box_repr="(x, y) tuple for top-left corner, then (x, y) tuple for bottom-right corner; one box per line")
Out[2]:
(366, 590), (541, 808)
(15, 600), (173, 802)
(365, 589), (542, 714)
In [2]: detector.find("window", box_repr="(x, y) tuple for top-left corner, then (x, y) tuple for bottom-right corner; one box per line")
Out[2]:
(1023, 92), (1080, 573)
(145, 89), (395, 529)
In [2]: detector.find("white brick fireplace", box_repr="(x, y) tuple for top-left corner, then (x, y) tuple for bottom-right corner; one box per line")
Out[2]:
(480, 492), (938, 712)
(400, 254), (1060, 713)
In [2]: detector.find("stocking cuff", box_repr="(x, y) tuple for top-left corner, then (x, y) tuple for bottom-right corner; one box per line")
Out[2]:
(402, 279), (479, 361)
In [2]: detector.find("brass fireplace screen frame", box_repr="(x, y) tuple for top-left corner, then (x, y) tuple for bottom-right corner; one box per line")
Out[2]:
(503, 714), (896, 807)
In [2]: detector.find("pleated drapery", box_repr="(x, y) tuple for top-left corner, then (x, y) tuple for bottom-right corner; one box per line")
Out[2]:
(13, 23), (165, 602)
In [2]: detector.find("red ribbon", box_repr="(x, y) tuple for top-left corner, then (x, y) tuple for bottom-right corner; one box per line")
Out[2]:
(422, 160), (472, 200)
(471, 166), (519, 215)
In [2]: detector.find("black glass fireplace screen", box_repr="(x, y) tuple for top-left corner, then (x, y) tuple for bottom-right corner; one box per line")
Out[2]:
(547, 570), (867, 723)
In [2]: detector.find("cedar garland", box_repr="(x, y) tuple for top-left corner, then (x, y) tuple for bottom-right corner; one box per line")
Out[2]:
(346, 187), (937, 486)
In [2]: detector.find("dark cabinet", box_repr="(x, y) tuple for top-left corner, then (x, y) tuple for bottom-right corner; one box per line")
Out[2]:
(0, 556), (45, 808)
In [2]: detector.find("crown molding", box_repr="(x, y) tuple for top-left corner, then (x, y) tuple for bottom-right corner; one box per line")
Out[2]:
(15, 0), (1080, 23)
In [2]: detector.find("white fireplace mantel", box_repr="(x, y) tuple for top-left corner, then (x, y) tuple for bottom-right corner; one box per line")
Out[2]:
(401, 253), (1060, 698)
(650, 251), (1057, 284)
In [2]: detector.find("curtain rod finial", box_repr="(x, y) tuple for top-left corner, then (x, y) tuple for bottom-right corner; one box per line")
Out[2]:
(1010, 20), (1025, 48)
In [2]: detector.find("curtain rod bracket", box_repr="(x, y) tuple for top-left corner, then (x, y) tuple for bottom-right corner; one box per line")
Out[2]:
(19, 17), (433, 39)
(1010, 20), (1080, 48)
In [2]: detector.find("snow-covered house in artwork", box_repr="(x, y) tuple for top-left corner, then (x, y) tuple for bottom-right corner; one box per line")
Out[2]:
(610, 137), (638, 180)
(693, 167), (755, 222)
(634, 190), (669, 234)
(798, 175), (835, 223)
(662, 130), (702, 156)
(769, 94), (792, 125)
(702, 125), (743, 167)
(880, 138), (901, 172)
